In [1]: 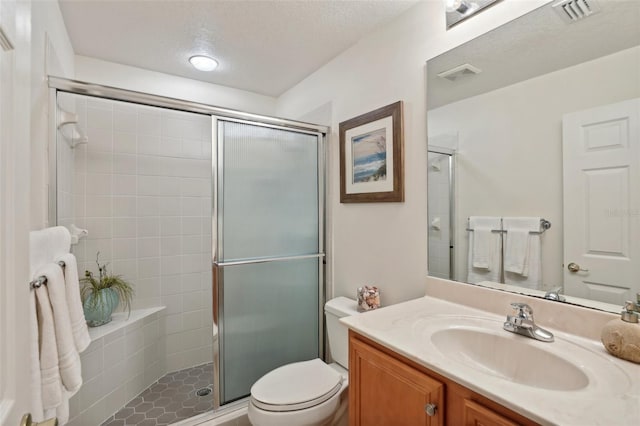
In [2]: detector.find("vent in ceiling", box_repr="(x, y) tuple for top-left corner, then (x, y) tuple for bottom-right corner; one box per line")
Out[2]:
(437, 63), (482, 82)
(552, 0), (601, 23)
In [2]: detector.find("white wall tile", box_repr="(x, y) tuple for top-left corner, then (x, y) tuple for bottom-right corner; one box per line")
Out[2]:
(182, 217), (201, 235)
(137, 112), (161, 136)
(111, 259), (137, 280)
(113, 196), (137, 217)
(137, 175), (160, 196)
(138, 257), (161, 279)
(114, 131), (137, 154)
(181, 235), (201, 255)
(114, 110), (137, 133)
(158, 197), (181, 216)
(161, 274), (182, 296)
(160, 236), (182, 257)
(88, 128), (113, 153)
(113, 153), (137, 174)
(138, 237), (160, 258)
(160, 217), (181, 236)
(182, 273), (201, 292)
(85, 218), (112, 239)
(87, 106), (113, 131)
(138, 196), (159, 216)
(183, 290), (204, 312)
(137, 217), (160, 237)
(86, 151), (113, 174)
(157, 176), (181, 196)
(161, 255), (182, 276)
(113, 218), (137, 238)
(181, 197), (200, 216)
(85, 196), (112, 217)
(163, 313), (182, 335)
(138, 135), (160, 155)
(112, 238), (137, 260)
(159, 137), (182, 157)
(85, 173), (112, 196)
(113, 175), (137, 196)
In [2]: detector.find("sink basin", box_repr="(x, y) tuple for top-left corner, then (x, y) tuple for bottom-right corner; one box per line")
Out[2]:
(431, 327), (588, 391)
(413, 315), (632, 395)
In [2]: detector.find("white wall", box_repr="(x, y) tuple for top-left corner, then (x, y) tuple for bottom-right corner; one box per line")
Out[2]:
(429, 45), (640, 288)
(74, 56), (277, 116)
(30, 0), (76, 229)
(276, 0), (550, 305)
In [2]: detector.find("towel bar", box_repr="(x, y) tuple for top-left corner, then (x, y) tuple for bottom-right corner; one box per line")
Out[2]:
(30, 261), (66, 289)
(466, 218), (551, 235)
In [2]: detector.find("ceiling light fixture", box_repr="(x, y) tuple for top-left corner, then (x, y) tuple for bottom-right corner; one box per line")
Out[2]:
(445, 0), (502, 29)
(189, 55), (219, 71)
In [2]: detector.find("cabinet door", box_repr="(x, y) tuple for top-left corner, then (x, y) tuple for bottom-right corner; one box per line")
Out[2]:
(350, 335), (443, 426)
(463, 399), (519, 426)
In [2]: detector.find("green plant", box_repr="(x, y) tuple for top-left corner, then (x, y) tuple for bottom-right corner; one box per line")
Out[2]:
(80, 252), (134, 315)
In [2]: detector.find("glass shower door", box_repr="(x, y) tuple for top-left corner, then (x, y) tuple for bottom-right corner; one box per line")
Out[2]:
(214, 119), (324, 404)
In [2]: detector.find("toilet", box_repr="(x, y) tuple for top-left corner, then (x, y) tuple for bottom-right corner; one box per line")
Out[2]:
(248, 297), (359, 426)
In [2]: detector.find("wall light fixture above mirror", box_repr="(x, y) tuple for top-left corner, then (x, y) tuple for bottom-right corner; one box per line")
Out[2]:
(445, 0), (502, 29)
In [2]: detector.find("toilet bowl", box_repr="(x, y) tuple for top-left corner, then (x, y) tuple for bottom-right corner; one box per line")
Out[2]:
(248, 297), (359, 426)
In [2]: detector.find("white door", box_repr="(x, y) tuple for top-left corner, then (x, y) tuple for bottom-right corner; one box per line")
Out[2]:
(0, 2), (32, 424)
(563, 98), (640, 304)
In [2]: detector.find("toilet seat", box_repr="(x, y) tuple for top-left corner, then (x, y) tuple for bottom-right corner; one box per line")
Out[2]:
(250, 359), (343, 412)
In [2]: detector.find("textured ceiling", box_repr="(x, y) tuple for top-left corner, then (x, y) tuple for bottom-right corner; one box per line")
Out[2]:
(59, 0), (419, 97)
(427, 0), (640, 109)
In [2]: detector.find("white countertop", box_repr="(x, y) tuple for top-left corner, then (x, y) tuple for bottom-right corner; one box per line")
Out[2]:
(341, 296), (640, 426)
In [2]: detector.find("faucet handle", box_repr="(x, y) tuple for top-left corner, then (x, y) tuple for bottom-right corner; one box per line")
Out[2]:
(510, 302), (534, 320)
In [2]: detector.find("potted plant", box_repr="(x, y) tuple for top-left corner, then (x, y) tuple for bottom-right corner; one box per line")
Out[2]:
(80, 252), (134, 327)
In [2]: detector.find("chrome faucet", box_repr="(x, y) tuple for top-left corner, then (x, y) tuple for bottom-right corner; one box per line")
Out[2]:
(544, 286), (566, 302)
(503, 303), (554, 342)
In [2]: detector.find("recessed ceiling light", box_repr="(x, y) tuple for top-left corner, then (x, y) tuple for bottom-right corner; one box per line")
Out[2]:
(189, 55), (219, 71)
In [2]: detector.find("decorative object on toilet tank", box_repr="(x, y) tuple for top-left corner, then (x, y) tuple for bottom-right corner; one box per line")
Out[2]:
(80, 252), (134, 327)
(339, 101), (404, 203)
(600, 301), (640, 364)
(357, 285), (381, 311)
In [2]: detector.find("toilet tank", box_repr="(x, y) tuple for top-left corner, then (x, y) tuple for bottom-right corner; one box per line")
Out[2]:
(324, 297), (359, 368)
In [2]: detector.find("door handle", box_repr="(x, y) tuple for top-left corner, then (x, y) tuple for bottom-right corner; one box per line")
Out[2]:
(20, 414), (57, 426)
(567, 262), (589, 273)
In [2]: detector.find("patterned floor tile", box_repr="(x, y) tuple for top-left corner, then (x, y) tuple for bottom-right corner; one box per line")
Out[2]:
(101, 363), (214, 426)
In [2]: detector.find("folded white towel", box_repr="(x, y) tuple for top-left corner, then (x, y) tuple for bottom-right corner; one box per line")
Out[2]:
(467, 216), (502, 284)
(29, 226), (71, 277)
(504, 228), (530, 275)
(472, 227), (494, 270)
(44, 263), (83, 394)
(504, 217), (543, 289)
(56, 253), (90, 353)
(33, 278), (62, 410)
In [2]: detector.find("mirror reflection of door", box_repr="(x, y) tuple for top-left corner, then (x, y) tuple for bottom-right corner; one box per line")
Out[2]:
(427, 138), (456, 280)
(562, 98), (640, 304)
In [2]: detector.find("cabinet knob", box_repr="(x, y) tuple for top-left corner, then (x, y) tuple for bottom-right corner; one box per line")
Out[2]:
(424, 403), (437, 416)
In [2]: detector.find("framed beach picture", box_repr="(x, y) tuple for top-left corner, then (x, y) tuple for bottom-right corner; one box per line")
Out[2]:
(339, 101), (404, 203)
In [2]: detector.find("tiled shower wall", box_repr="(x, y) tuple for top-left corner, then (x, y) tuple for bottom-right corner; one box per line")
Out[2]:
(61, 92), (214, 373)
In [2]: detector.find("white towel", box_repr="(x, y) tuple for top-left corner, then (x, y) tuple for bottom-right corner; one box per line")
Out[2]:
(29, 226), (71, 277)
(467, 217), (502, 284)
(44, 264), (83, 394)
(504, 217), (542, 289)
(56, 253), (90, 353)
(33, 278), (62, 410)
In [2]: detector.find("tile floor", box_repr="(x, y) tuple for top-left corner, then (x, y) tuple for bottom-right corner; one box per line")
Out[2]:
(102, 363), (214, 426)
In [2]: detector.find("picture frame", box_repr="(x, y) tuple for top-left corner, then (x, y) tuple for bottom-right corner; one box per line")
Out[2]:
(339, 101), (404, 203)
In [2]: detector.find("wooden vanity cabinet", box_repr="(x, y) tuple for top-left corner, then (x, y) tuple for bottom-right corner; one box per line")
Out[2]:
(349, 331), (538, 426)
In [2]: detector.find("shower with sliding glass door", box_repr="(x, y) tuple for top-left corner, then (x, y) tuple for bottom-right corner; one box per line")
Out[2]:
(50, 77), (326, 426)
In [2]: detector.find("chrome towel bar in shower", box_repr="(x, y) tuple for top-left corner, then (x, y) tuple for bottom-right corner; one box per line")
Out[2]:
(30, 261), (66, 289)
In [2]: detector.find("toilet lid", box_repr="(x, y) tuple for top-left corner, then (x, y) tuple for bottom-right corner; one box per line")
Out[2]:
(251, 359), (343, 412)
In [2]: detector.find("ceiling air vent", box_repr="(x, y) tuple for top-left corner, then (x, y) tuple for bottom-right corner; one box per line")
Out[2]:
(552, 0), (601, 23)
(437, 63), (482, 82)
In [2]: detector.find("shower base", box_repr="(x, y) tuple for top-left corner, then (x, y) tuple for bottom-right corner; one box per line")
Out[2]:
(101, 362), (214, 426)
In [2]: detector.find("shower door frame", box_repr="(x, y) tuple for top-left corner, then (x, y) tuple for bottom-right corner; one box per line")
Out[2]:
(212, 116), (326, 406)
(47, 76), (328, 415)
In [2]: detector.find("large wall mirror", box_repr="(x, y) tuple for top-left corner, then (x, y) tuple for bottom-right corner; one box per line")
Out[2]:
(427, 0), (639, 313)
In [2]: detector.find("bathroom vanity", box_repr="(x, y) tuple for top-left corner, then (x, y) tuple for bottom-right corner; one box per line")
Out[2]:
(342, 286), (640, 426)
(349, 331), (534, 425)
